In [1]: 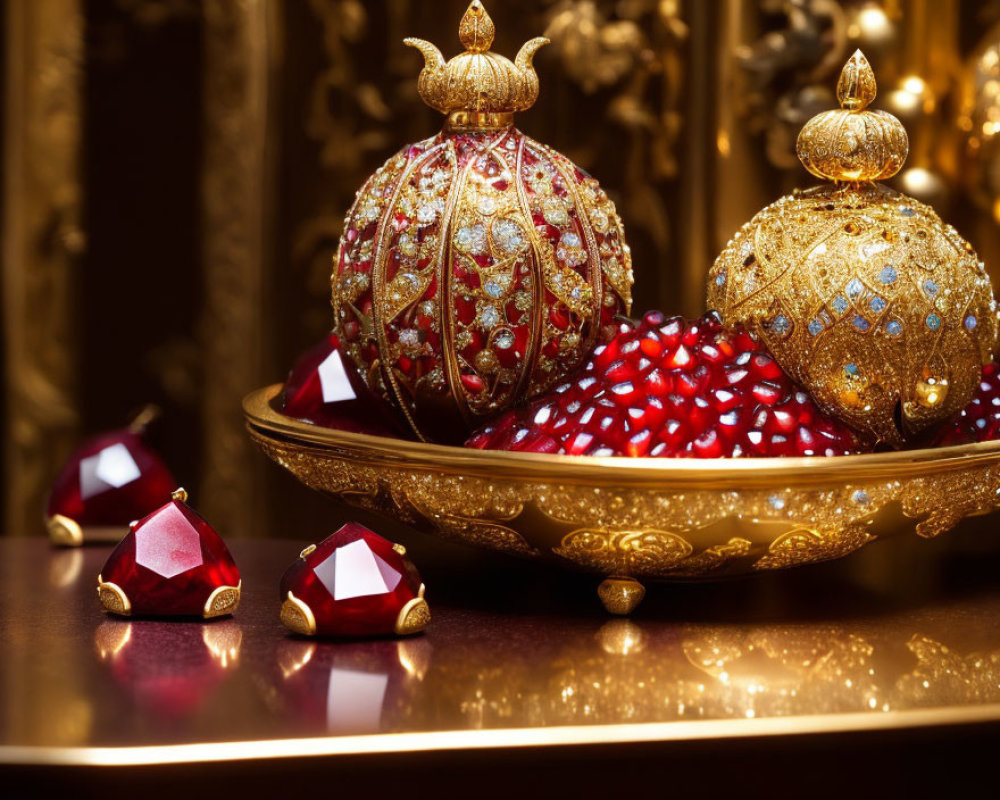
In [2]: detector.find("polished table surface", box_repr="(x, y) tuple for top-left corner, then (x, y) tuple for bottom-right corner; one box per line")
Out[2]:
(2, 525), (1000, 789)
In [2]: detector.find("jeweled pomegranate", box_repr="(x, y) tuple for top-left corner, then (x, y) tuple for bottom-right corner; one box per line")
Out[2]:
(332, 2), (631, 443)
(466, 311), (864, 458)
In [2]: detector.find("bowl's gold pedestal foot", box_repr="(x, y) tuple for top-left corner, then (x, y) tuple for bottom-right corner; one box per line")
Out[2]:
(597, 576), (646, 615)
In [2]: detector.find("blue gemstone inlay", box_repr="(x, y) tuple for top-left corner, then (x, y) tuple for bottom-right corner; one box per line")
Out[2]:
(852, 489), (870, 505)
(886, 320), (902, 336)
(870, 296), (886, 313)
(847, 278), (864, 298)
(926, 313), (941, 330)
(844, 363), (860, 378)
(771, 315), (791, 335)
(832, 295), (849, 314)
(716, 271), (726, 287)
(853, 316), (871, 331)
(923, 279), (939, 297)
(808, 319), (823, 336)
(900, 207), (915, 217)
(880, 266), (898, 284)
(965, 314), (978, 331)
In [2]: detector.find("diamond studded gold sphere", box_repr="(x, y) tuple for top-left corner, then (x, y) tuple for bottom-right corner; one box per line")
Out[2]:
(709, 51), (997, 445)
(332, 2), (632, 443)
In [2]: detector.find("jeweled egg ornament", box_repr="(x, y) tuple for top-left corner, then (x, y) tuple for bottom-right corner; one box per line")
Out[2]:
(331, 0), (633, 443)
(708, 51), (997, 445)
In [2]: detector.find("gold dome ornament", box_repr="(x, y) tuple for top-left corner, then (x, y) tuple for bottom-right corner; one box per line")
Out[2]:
(331, 1), (633, 443)
(708, 51), (997, 445)
(404, 0), (547, 128)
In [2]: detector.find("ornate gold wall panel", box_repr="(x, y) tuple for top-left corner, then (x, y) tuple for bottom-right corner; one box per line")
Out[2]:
(2, 0), (85, 536)
(199, 0), (278, 535)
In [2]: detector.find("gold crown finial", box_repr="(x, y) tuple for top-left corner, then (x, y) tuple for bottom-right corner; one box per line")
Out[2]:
(459, 1), (494, 53)
(796, 50), (908, 183)
(404, 1), (549, 129)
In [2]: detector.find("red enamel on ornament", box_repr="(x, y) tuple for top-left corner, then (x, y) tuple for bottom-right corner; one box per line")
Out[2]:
(280, 333), (407, 437)
(97, 490), (241, 618)
(279, 522), (429, 638)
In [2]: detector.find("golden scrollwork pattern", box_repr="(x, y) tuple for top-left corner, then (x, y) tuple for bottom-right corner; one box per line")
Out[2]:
(554, 529), (692, 576)
(753, 524), (873, 572)
(665, 538), (753, 577)
(249, 432), (538, 558)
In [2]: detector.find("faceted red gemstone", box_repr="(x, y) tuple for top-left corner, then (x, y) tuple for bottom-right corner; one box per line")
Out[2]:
(467, 311), (865, 458)
(280, 522), (424, 637)
(341, 319), (360, 340)
(280, 333), (406, 437)
(46, 428), (177, 528)
(99, 497), (240, 616)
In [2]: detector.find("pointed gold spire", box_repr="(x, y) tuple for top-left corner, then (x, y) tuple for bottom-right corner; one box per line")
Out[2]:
(796, 50), (908, 183)
(404, 1), (549, 129)
(836, 49), (877, 111)
(459, 1), (494, 53)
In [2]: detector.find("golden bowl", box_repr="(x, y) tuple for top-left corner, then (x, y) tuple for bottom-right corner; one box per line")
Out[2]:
(244, 384), (1000, 612)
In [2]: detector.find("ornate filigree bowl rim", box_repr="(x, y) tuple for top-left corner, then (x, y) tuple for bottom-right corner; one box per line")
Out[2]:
(244, 385), (1000, 488)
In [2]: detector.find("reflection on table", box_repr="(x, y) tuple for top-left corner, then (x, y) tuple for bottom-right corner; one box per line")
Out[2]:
(1, 536), (999, 755)
(259, 637), (432, 734)
(94, 619), (242, 720)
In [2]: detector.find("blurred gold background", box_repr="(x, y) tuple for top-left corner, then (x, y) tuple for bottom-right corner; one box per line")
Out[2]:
(5, 0), (1000, 539)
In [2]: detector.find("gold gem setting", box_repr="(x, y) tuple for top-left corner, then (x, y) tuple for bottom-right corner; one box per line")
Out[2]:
(203, 581), (242, 619)
(280, 591), (317, 637)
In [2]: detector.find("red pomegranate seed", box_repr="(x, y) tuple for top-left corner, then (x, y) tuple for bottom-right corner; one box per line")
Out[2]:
(933, 361), (1000, 445)
(466, 312), (864, 458)
(666, 345), (692, 369)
